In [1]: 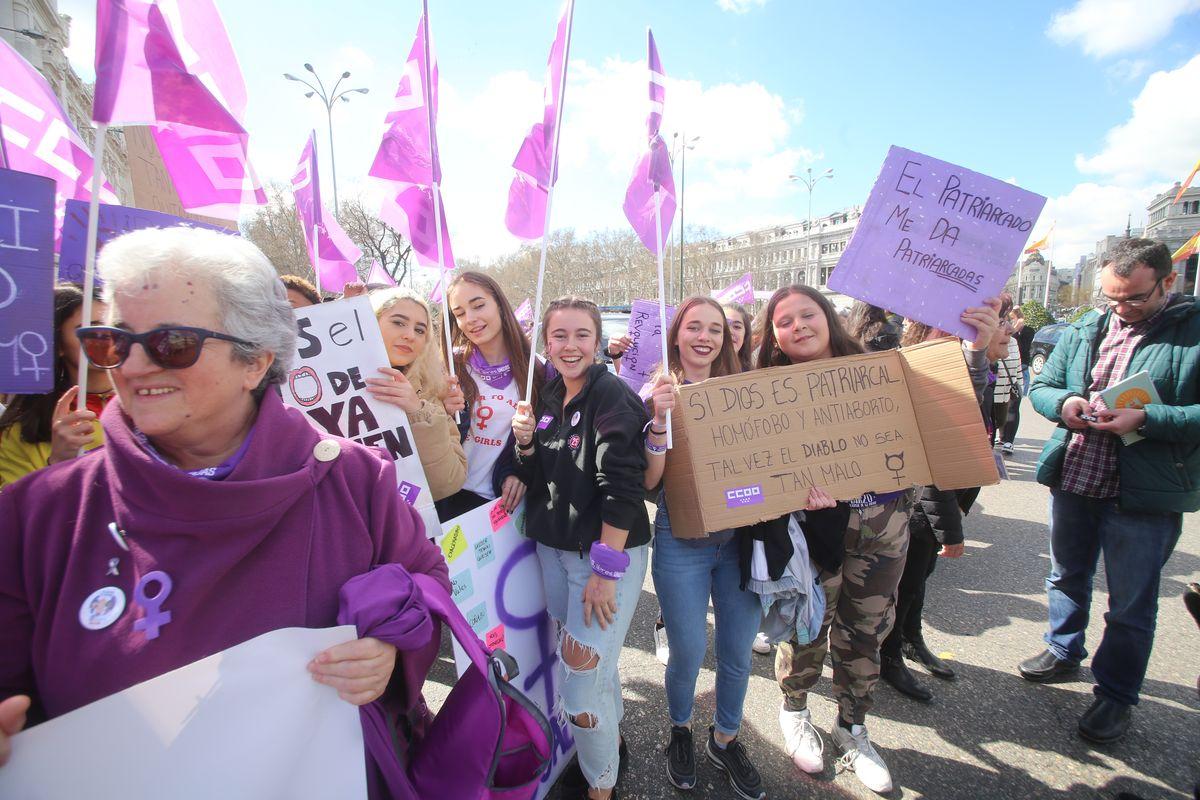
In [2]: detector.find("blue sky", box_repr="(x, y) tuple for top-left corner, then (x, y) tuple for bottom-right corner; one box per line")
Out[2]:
(58, 0), (1200, 271)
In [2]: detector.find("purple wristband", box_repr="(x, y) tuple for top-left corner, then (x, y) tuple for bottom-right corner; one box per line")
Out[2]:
(590, 542), (631, 580)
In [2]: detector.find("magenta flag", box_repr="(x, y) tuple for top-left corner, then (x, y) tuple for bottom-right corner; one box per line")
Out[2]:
(367, 259), (397, 287)
(623, 29), (676, 254)
(371, 11), (454, 270)
(504, 1), (571, 240)
(0, 39), (119, 243)
(712, 273), (755, 305)
(92, 0), (265, 219)
(292, 134), (361, 292)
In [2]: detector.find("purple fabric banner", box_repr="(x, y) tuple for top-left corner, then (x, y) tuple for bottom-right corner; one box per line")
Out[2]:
(0, 168), (56, 393)
(827, 146), (1046, 339)
(712, 273), (755, 305)
(619, 297), (675, 394)
(623, 29), (676, 254)
(58, 199), (233, 283)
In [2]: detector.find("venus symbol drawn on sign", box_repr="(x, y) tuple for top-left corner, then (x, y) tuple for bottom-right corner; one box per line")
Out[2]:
(885, 452), (905, 486)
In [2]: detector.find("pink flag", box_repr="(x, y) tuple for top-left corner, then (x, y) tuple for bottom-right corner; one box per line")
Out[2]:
(514, 298), (534, 326)
(370, 13), (454, 270)
(292, 134), (361, 292)
(0, 39), (118, 242)
(504, 1), (571, 240)
(367, 259), (397, 287)
(92, 0), (265, 219)
(428, 269), (448, 304)
(712, 273), (755, 305)
(623, 29), (676, 254)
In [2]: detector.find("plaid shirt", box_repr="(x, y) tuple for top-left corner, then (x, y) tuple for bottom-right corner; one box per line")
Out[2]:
(1059, 296), (1176, 498)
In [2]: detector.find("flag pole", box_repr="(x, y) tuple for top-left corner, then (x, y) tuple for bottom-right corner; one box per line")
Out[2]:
(524, 0), (575, 403)
(76, 123), (108, 415)
(421, 0), (458, 420)
(1043, 220), (1055, 309)
(653, 189), (672, 448)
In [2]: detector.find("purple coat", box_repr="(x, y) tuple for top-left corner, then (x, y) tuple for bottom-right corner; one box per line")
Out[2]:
(0, 390), (450, 780)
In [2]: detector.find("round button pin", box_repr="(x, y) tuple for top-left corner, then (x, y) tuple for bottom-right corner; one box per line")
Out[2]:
(314, 440), (341, 462)
(79, 586), (126, 631)
(571, 411), (581, 426)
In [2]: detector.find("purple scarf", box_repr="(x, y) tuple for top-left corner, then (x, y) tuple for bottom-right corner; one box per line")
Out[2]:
(132, 425), (257, 480)
(467, 348), (513, 390)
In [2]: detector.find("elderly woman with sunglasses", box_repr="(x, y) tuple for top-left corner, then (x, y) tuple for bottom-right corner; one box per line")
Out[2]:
(0, 228), (449, 793)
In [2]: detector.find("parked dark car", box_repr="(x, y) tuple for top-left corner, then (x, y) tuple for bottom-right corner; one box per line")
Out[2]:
(1030, 322), (1069, 375)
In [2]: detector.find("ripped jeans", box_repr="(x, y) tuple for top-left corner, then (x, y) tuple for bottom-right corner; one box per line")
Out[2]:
(537, 542), (649, 791)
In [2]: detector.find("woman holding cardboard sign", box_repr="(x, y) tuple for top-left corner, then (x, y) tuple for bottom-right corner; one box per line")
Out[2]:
(511, 297), (650, 800)
(367, 288), (467, 501)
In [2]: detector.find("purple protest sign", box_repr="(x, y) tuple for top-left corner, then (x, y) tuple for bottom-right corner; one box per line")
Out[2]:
(58, 199), (235, 284)
(620, 298), (675, 394)
(827, 146), (1046, 339)
(0, 168), (56, 393)
(712, 273), (755, 306)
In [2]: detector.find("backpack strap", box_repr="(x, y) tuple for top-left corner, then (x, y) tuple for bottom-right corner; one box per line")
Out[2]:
(413, 573), (508, 677)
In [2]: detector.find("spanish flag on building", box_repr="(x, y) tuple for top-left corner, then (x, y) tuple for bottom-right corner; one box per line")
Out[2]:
(1024, 224), (1053, 254)
(1173, 156), (1200, 205)
(1173, 230), (1200, 264)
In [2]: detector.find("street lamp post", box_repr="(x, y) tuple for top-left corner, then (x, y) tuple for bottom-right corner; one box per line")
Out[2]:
(674, 132), (699, 304)
(283, 64), (369, 215)
(789, 168), (834, 287)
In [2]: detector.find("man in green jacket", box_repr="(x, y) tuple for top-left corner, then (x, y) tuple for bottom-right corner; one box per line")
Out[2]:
(1019, 238), (1198, 744)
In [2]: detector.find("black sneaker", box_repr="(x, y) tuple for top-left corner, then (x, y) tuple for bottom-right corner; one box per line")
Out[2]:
(665, 725), (696, 790)
(705, 726), (765, 800)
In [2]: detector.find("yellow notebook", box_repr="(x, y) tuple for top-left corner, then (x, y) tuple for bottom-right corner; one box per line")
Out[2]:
(1099, 371), (1161, 446)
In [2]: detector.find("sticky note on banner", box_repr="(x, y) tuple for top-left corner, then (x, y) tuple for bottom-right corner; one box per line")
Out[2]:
(489, 501), (510, 532)
(450, 571), (475, 603)
(485, 624), (506, 652)
(441, 525), (467, 563)
(466, 603), (489, 635)
(474, 536), (495, 568)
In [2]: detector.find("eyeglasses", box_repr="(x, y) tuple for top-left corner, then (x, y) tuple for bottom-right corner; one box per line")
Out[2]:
(76, 326), (254, 370)
(1102, 277), (1164, 308)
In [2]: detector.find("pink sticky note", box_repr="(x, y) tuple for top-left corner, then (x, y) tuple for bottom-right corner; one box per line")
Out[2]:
(485, 623), (506, 652)
(489, 501), (510, 532)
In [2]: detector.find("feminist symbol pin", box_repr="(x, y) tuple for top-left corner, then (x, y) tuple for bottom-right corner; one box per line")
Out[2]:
(133, 571), (174, 641)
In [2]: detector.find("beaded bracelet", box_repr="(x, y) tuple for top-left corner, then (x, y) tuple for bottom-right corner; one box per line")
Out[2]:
(645, 440), (667, 455)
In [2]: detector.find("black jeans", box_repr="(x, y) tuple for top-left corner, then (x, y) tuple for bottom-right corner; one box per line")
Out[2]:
(1001, 394), (1022, 445)
(881, 529), (939, 659)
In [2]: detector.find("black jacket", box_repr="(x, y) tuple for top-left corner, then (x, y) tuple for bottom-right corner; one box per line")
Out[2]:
(910, 485), (964, 546)
(514, 364), (651, 552)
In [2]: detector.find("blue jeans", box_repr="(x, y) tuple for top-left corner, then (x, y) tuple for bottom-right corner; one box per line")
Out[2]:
(1045, 490), (1183, 706)
(651, 505), (762, 737)
(537, 542), (648, 790)
(1022, 365), (1031, 396)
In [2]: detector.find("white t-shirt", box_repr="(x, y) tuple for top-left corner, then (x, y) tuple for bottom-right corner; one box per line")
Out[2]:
(461, 363), (521, 498)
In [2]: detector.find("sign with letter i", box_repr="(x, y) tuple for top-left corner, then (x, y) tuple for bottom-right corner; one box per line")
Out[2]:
(0, 168), (56, 393)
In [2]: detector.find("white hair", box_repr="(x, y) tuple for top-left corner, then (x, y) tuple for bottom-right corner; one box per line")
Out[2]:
(98, 226), (297, 389)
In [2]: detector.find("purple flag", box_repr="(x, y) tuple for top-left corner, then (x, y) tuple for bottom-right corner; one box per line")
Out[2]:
(0, 40), (119, 245)
(0, 168), (57, 393)
(92, 0), (265, 219)
(504, 2), (571, 240)
(712, 273), (755, 305)
(367, 259), (397, 287)
(623, 29), (676, 254)
(514, 298), (534, 326)
(371, 12), (454, 270)
(292, 134), (361, 292)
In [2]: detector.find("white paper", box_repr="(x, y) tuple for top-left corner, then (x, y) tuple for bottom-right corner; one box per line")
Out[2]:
(283, 296), (439, 536)
(0, 626), (367, 800)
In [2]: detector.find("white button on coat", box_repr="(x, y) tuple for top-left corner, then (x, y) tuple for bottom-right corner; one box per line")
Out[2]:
(313, 439), (341, 462)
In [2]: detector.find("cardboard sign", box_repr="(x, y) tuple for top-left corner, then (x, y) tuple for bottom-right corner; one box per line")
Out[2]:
(827, 146), (1046, 339)
(435, 499), (575, 798)
(662, 338), (998, 534)
(619, 297), (675, 393)
(58, 199), (235, 283)
(0, 168), (56, 393)
(712, 273), (755, 306)
(281, 296), (439, 537)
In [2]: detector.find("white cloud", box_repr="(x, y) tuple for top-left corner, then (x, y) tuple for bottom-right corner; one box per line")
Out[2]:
(1047, 0), (1200, 57)
(59, 0), (96, 80)
(1032, 54), (1199, 270)
(717, 0), (768, 12)
(1074, 53), (1200, 184)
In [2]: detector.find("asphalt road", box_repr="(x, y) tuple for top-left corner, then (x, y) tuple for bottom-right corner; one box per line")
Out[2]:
(432, 398), (1200, 799)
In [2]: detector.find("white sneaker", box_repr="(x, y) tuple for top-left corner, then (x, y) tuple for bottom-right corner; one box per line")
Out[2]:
(779, 704), (823, 774)
(752, 632), (772, 655)
(654, 621), (670, 666)
(832, 722), (892, 794)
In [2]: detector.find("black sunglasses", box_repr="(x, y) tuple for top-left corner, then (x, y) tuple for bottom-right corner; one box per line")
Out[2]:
(76, 326), (255, 370)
